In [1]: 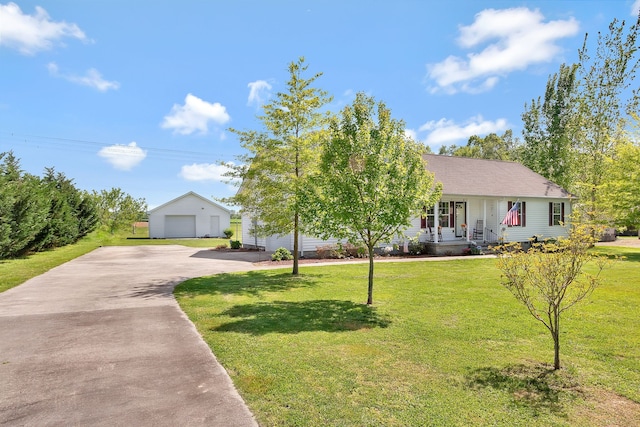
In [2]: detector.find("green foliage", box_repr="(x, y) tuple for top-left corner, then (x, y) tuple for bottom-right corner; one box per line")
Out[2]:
(93, 187), (147, 234)
(600, 118), (640, 229)
(301, 92), (442, 304)
(407, 233), (425, 255)
(271, 247), (293, 261)
(0, 152), (98, 259)
(230, 240), (242, 249)
(572, 14), (639, 223)
(439, 130), (520, 161)
(495, 224), (614, 370)
(521, 63), (578, 190)
(223, 227), (234, 239)
(226, 57), (332, 275)
(31, 168), (99, 251)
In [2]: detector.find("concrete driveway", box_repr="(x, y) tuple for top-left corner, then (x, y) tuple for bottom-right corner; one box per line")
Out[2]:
(0, 245), (270, 426)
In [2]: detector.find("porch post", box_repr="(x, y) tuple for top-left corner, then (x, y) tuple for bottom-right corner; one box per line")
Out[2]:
(465, 201), (470, 242)
(483, 200), (487, 243)
(434, 201), (440, 243)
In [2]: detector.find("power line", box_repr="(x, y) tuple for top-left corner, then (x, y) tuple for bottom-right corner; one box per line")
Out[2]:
(0, 131), (240, 162)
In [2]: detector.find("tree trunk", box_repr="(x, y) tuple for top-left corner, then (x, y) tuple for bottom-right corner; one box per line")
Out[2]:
(292, 213), (299, 276)
(366, 245), (375, 305)
(552, 309), (561, 370)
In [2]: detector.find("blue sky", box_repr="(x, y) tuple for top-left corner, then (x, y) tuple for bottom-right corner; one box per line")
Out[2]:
(1, 0), (639, 210)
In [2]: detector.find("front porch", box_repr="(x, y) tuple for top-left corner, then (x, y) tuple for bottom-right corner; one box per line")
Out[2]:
(424, 240), (471, 256)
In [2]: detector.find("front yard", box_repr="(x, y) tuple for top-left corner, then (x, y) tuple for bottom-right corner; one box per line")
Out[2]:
(175, 251), (640, 426)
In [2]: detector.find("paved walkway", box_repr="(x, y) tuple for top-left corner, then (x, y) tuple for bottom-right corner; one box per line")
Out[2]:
(0, 246), (267, 427)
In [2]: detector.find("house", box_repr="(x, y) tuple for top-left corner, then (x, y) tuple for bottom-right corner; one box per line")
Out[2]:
(241, 154), (573, 255)
(148, 191), (231, 239)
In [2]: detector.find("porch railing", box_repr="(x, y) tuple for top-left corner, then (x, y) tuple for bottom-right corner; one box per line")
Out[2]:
(484, 227), (499, 244)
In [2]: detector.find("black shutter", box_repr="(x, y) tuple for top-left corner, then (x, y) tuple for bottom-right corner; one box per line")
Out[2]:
(549, 202), (553, 226)
(561, 202), (565, 225)
(421, 206), (426, 229)
(521, 202), (526, 227)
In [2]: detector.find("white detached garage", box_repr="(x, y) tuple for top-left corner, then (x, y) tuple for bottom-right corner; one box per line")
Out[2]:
(148, 191), (231, 239)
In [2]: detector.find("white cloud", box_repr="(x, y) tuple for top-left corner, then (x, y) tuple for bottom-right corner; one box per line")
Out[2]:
(420, 116), (508, 146)
(247, 80), (272, 106)
(47, 62), (119, 91)
(161, 94), (230, 135)
(98, 142), (147, 170)
(633, 0), (640, 15)
(0, 2), (87, 55)
(426, 8), (579, 94)
(179, 162), (234, 182)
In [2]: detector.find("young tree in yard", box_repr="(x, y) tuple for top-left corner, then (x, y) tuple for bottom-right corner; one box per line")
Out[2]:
(94, 188), (147, 234)
(302, 93), (442, 305)
(495, 225), (612, 370)
(225, 57), (332, 275)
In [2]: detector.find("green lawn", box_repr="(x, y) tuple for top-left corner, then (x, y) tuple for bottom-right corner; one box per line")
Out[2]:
(175, 253), (640, 426)
(0, 228), (233, 293)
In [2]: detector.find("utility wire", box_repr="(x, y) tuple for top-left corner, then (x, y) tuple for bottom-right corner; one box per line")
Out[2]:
(0, 131), (240, 162)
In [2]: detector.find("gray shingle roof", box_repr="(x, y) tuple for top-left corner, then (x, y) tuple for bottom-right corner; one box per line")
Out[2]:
(423, 154), (572, 199)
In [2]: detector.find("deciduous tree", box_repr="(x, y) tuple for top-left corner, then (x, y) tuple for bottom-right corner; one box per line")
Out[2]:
(93, 188), (147, 235)
(572, 13), (639, 223)
(439, 130), (520, 161)
(521, 63), (578, 190)
(496, 225), (612, 370)
(302, 93), (442, 305)
(225, 57), (332, 275)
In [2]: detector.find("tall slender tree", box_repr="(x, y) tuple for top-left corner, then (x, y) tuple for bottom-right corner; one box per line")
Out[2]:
(521, 63), (578, 190)
(226, 57), (332, 275)
(573, 13), (640, 223)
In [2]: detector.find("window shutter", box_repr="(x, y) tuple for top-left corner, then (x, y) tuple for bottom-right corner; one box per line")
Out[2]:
(507, 201), (512, 227)
(521, 202), (526, 227)
(549, 202), (553, 226)
(421, 206), (426, 229)
(561, 202), (565, 224)
(449, 201), (455, 228)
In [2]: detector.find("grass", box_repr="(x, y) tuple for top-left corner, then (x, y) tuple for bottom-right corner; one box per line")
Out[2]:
(0, 227), (233, 293)
(175, 252), (640, 426)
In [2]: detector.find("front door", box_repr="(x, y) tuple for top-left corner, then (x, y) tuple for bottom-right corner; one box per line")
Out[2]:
(455, 202), (466, 237)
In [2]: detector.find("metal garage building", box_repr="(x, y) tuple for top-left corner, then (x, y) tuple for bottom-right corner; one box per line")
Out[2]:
(148, 191), (231, 239)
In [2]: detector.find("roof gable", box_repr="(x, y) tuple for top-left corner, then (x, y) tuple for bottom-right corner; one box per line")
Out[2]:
(423, 154), (572, 199)
(148, 191), (231, 214)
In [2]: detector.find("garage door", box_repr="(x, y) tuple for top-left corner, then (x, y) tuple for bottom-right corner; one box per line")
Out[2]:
(165, 215), (196, 238)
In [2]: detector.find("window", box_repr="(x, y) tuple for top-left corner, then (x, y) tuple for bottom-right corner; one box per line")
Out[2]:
(549, 202), (565, 226)
(421, 202), (451, 228)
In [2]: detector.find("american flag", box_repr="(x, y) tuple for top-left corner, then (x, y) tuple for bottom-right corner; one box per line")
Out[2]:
(502, 201), (520, 226)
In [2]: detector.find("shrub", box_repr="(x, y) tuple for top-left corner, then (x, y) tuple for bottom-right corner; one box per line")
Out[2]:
(407, 234), (424, 255)
(343, 242), (367, 258)
(223, 228), (234, 239)
(230, 240), (241, 249)
(316, 244), (338, 259)
(271, 247), (293, 261)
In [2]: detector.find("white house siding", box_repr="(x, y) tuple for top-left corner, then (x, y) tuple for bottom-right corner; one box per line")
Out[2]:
(496, 198), (571, 243)
(148, 192), (231, 239)
(241, 215), (266, 248)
